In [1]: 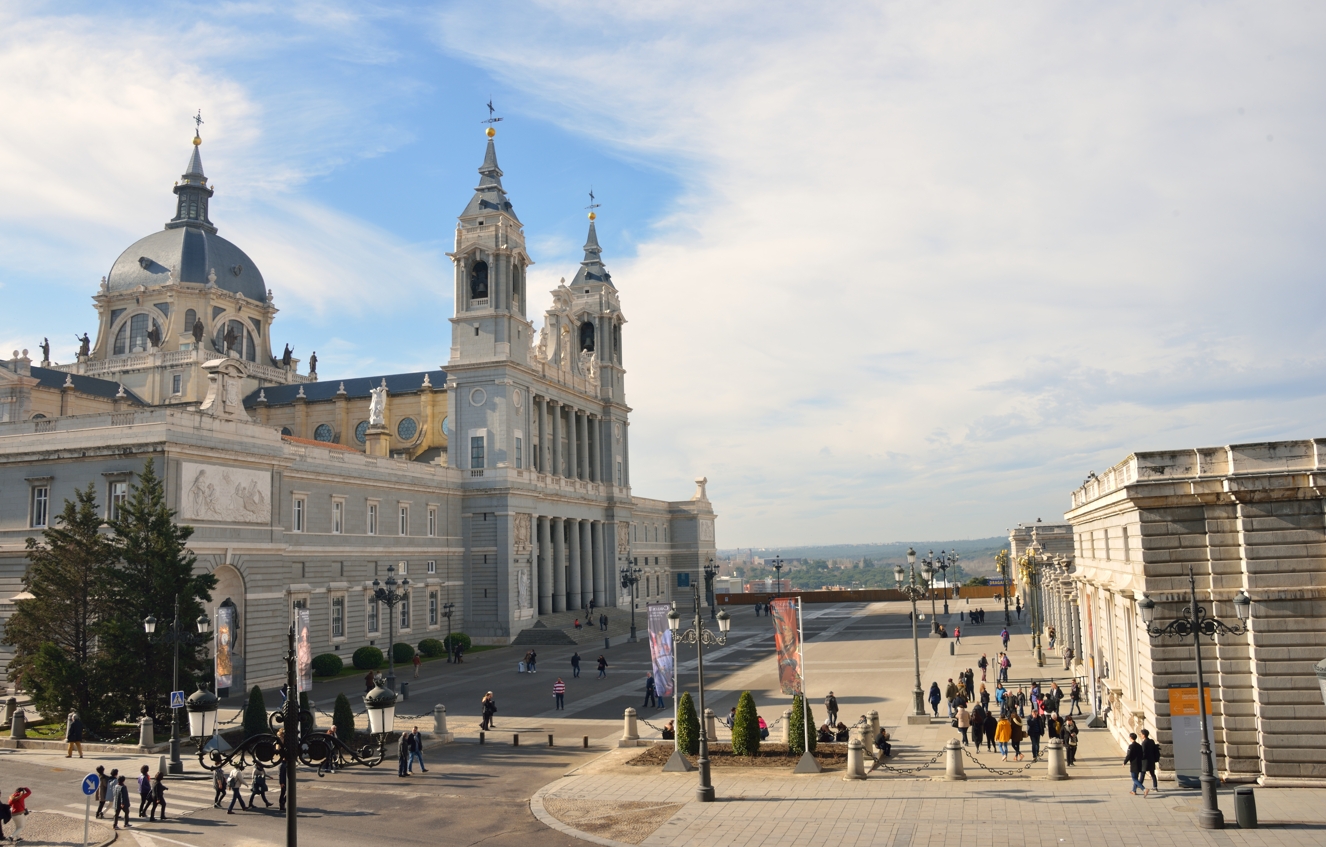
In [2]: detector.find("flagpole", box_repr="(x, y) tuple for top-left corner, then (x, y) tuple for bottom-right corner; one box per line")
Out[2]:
(798, 597), (811, 756)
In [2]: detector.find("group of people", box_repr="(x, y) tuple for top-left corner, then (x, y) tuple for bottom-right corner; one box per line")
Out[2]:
(522, 649), (539, 672)
(942, 674), (1083, 763)
(396, 726), (429, 776)
(975, 651), (1015, 685)
(1125, 729), (1163, 795)
(213, 762), (278, 814)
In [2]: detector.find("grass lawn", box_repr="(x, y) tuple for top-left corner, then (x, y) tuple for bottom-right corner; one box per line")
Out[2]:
(2, 721), (138, 740)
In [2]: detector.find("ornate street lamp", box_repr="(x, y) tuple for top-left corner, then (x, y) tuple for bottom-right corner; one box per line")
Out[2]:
(894, 547), (927, 717)
(995, 549), (1012, 626)
(1137, 566), (1250, 830)
(371, 564), (410, 691)
(668, 585), (731, 802)
(770, 554), (784, 596)
(144, 596), (210, 774)
(920, 551), (939, 634)
(442, 601), (456, 662)
(935, 550), (956, 615)
(703, 557), (718, 620)
(620, 561), (642, 642)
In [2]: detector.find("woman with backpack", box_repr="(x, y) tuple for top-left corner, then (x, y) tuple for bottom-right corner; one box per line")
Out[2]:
(249, 764), (273, 807)
(226, 765), (248, 813)
(147, 773), (168, 822)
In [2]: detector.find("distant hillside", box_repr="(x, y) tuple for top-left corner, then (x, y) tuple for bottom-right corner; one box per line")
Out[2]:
(719, 537), (1009, 574)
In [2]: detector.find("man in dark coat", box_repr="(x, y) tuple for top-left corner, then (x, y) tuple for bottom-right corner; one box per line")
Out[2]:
(1140, 728), (1161, 789)
(1125, 732), (1148, 795)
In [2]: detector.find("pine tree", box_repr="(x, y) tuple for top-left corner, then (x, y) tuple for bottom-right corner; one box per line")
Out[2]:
(730, 690), (761, 757)
(332, 692), (356, 741)
(243, 685), (268, 739)
(677, 692), (700, 755)
(1, 485), (119, 732)
(101, 459), (217, 725)
(788, 693), (817, 755)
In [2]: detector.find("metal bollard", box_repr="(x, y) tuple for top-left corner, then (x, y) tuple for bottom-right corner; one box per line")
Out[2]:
(138, 715), (154, 748)
(949, 642), (955, 655)
(10, 709), (26, 740)
(401, 682), (409, 701)
(618, 707), (639, 747)
(605, 637), (610, 650)
(944, 738), (967, 780)
(513, 734), (519, 747)
(1235, 786), (1257, 828)
(781, 710), (792, 744)
(549, 734), (555, 747)
(1045, 737), (1068, 780)
(704, 708), (717, 741)
(479, 731), (485, 744)
(583, 735), (589, 749)
(844, 737), (866, 780)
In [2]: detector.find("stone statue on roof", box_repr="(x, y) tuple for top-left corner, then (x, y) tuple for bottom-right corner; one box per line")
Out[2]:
(308, 351), (317, 375)
(368, 379), (387, 426)
(39, 337), (50, 364)
(192, 318), (204, 344)
(281, 343), (293, 368)
(76, 333), (90, 358)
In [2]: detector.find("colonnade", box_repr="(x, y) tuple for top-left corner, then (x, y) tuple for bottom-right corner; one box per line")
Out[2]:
(1040, 557), (1082, 666)
(532, 395), (603, 483)
(533, 516), (610, 615)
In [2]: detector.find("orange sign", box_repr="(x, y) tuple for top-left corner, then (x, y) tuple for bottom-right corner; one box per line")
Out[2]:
(1167, 684), (1213, 716)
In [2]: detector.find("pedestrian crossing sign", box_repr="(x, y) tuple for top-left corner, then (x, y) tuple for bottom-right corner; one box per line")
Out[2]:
(170, 690), (186, 709)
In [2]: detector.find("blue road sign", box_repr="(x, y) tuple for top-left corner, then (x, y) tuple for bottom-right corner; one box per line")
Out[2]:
(170, 690), (186, 709)
(82, 773), (99, 796)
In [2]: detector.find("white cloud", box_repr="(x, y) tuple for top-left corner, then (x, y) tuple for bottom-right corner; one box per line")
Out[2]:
(435, 1), (1326, 544)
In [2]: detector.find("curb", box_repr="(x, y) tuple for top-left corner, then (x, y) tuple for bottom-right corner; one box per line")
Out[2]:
(97, 828), (118, 847)
(529, 779), (637, 847)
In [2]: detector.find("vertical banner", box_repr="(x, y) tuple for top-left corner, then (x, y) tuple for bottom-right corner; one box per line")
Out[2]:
(296, 607), (313, 693)
(214, 604), (235, 691)
(647, 603), (675, 697)
(770, 598), (803, 695)
(1167, 683), (1215, 788)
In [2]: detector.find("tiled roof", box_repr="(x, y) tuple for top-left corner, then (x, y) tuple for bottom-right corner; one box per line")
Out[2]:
(29, 366), (148, 405)
(243, 369), (446, 408)
(281, 434), (359, 453)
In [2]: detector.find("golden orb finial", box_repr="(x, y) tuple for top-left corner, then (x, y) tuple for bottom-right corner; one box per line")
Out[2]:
(485, 126), (496, 139)
(588, 211), (596, 221)
(193, 133), (202, 146)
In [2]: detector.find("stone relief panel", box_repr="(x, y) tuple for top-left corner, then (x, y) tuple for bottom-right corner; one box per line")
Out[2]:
(617, 522), (630, 554)
(517, 568), (531, 609)
(514, 513), (532, 550)
(181, 462), (271, 524)
(699, 520), (714, 542)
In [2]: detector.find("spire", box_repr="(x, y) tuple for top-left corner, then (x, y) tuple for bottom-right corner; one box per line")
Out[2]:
(184, 133), (206, 179)
(166, 127), (216, 233)
(572, 214), (613, 288)
(460, 128), (519, 221)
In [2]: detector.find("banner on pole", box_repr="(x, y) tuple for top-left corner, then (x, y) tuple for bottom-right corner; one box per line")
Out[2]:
(647, 603), (675, 697)
(296, 607), (313, 693)
(214, 604), (235, 690)
(770, 597), (802, 695)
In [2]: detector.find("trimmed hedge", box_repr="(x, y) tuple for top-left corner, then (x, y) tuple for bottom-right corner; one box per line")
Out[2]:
(243, 685), (267, 740)
(418, 638), (446, 658)
(789, 693), (817, 755)
(731, 690), (761, 756)
(332, 692), (356, 741)
(352, 646), (384, 670)
(442, 632), (472, 654)
(311, 653), (343, 677)
(392, 642), (415, 664)
(677, 692), (700, 756)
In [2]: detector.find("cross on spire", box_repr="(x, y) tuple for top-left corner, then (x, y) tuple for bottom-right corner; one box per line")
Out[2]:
(586, 189), (600, 212)
(482, 100), (503, 125)
(193, 109), (204, 132)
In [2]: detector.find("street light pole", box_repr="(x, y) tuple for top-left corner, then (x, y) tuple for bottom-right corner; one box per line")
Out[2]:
(668, 585), (731, 802)
(143, 596), (209, 775)
(995, 550), (1012, 626)
(937, 550), (950, 615)
(620, 562), (642, 642)
(704, 558), (718, 620)
(442, 602), (455, 662)
(922, 550), (939, 634)
(771, 554), (784, 596)
(1138, 566), (1250, 830)
(895, 547), (927, 717)
(371, 564), (410, 691)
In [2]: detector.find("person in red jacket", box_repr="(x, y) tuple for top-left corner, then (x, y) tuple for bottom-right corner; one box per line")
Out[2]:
(9, 786), (32, 842)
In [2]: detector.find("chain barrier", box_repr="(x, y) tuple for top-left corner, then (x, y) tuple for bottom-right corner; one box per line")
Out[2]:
(959, 746), (1038, 776)
(868, 747), (944, 776)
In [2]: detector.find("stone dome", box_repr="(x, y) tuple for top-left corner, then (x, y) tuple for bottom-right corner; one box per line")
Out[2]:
(106, 227), (266, 302)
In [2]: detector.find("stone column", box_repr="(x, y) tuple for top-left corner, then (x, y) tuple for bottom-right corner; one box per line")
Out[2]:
(552, 518), (567, 613)
(567, 519), (583, 612)
(538, 516), (553, 615)
(576, 410), (587, 480)
(587, 415), (597, 482)
(550, 401), (562, 477)
(535, 396), (545, 473)
(580, 519), (594, 609)
(592, 520), (606, 607)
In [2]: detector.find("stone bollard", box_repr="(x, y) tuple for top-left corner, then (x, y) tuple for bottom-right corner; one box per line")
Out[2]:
(1045, 737), (1068, 780)
(844, 737), (867, 780)
(944, 737), (967, 780)
(618, 707), (639, 747)
(867, 710), (880, 744)
(433, 704), (454, 742)
(781, 710), (792, 744)
(138, 716), (154, 748)
(704, 708), (717, 741)
(3, 697), (15, 727)
(10, 709), (27, 740)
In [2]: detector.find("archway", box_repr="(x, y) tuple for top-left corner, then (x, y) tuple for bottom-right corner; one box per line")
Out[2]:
(210, 563), (247, 694)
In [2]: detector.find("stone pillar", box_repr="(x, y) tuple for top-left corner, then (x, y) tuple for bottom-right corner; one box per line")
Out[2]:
(868, 709), (880, 742)
(592, 520), (606, 607)
(567, 519), (582, 611)
(138, 716), (154, 748)
(433, 704), (454, 742)
(944, 737), (967, 780)
(538, 516), (553, 615)
(552, 518), (567, 613)
(781, 710), (793, 744)
(576, 410), (587, 480)
(704, 708), (717, 740)
(534, 396), (545, 473)
(619, 707), (639, 747)
(580, 519), (594, 609)
(587, 415), (597, 482)
(844, 737), (866, 780)
(1046, 737), (1068, 780)
(10, 709), (27, 739)
(550, 401), (562, 477)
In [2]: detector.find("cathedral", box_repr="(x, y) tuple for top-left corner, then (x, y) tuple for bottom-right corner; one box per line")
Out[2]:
(0, 126), (717, 691)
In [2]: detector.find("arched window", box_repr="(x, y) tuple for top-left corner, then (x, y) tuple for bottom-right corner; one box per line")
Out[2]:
(470, 260), (489, 299)
(184, 309), (197, 337)
(579, 320), (595, 352)
(214, 319), (255, 361)
(512, 264), (522, 306)
(613, 323), (622, 363)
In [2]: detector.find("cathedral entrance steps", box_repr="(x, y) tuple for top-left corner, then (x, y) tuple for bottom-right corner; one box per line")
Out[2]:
(512, 608), (634, 646)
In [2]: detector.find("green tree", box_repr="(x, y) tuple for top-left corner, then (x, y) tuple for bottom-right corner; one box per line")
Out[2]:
(1, 485), (119, 732)
(730, 690), (761, 757)
(788, 693), (817, 755)
(243, 685), (268, 739)
(332, 692), (356, 741)
(100, 460), (217, 726)
(677, 692), (700, 755)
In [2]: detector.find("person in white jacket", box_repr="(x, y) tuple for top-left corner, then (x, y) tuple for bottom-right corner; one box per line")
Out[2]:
(226, 765), (249, 813)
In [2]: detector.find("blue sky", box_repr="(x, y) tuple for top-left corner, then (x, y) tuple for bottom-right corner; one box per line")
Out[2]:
(3, 2), (1325, 546)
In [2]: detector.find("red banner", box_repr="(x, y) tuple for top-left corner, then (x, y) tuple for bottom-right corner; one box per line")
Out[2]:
(770, 598), (802, 695)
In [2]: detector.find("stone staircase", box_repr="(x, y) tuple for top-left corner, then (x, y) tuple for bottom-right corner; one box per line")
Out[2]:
(511, 608), (636, 646)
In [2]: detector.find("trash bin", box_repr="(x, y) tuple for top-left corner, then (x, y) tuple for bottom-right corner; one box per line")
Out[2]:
(1234, 786), (1257, 828)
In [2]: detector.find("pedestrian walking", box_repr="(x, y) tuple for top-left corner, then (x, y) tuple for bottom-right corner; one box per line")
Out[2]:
(1015, 599), (1022, 619)
(1064, 717), (1080, 766)
(944, 678), (959, 718)
(277, 739), (288, 811)
(970, 704), (986, 749)
(643, 675), (658, 708)
(226, 765), (249, 813)
(409, 726), (427, 773)
(928, 682), (941, 717)
(1028, 710), (1044, 761)
(983, 709), (997, 751)
(994, 714), (1013, 760)
(1069, 679), (1083, 716)
(7, 786), (30, 841)
(999, 652), (1011, 683)
(480, 691), (497, 730)
(111, 775), (131, 829)
(523, 650), (533, 673)
(978, 683), (990, 711)
(529, 650), (538, 672)
(147, 773), (168, 821)
(1000, 628), (1010, 651)
(601, 613), (608, 630)
(364, 670), (376, 692)
(1063, 645), (1074, 671)
(553, 678), (567, 710)
(93, 767), (110, 818)
(136, 765), (152, 818)
(964, 669), (975, 702)
(1140, 728), (1160, 787)
(1125, 732), (1148, 795)
(397, 731), (410, 777)
(64, 711), (84, 758)
(413, 652), (422, 679)
(978, 653), (988, 681)
(212, 769), (227, 808)
(1009, 713), (1025, 761)
(597, 655), (608, 678)
(1047, 625), (1057, 649)
(824, 692), (839, 726)
(956, 704), (971, 745)
(249, 764), (273, 807)
(954, 625), (962, 645)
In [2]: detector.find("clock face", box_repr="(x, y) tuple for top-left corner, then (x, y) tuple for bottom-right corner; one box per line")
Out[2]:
(355, 421), (369, 443)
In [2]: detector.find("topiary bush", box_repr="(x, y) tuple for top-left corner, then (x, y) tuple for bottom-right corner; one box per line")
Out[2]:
(418, 638), (445, 658)
(392, 642), (415, 664)
(442, 632), (472, 654)
(312, 653), (343, 677)
(677, 692), (700, 756)
(788, 693), (817, 755)
(332, 692), (355, 741)
(243, 685), (268, 740)
(731, 690), (761, 757)
(352, 646), (384, 670)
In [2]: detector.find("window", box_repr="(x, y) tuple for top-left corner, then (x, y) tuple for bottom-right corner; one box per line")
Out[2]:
(471, 436), (485, 469)
(332, 501), (343, 534)
(184, 308), (198, 337)
(429, 591), (438, 626)
(109, 481), (128, 521)
(355, 421), (369, 444)
(398, 561), (408, 576)
(426, 560), (437, 574)
(331, 596), (344, 639)
(367, 503), (378, 535)
(292, 497), (306, 533)
(397, 417), (418, 440)
(515, 436), (523, 469)
(427, 508), (437, 537)
(367, 597), (379, 634)
(313, 424), (334, 442)
(400, 591), (411, 630)
(616, 461), (622, 486)
(31, 486), (49, 528)
(399, 505), (410, 536)
(470, 260), (489, 299)
(171, 373), (182, 395)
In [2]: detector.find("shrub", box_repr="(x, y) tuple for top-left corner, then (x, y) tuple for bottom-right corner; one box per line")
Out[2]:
(243, 685), (268, 740)
(311, 653), (343, 677)
(442, 632), (472, 654)
(392, 642), (415, 664)
(731, 691), (761, 757)
(332, 692), (356, 741)
(418, 638), (446, 658)
(352, 646), (384, 670)
(677, 692), (700, 756)
(788, 693), (817, 755)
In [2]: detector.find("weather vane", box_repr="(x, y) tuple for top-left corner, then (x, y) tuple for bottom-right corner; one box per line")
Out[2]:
(482, 100), (503, 126)
(193, 109), (204, 131)
(586, 188), (600, 221)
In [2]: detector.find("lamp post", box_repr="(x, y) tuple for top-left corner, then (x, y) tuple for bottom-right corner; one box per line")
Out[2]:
(770, 554), (784, 596)
(620, 562), (642, 642)
(371, 564), (410, 691)
(704, 557), (718, 620)
(143, 596), (210, 774)
(894, 547), (927, 717)
(995, 550), (1012, 626)
(920, 550), (939, 634)
(1018, 545), (1045, 666)
(186, 624), (393, 847)
(668, 585), (731, 802)
(936, 550), (953, 615)
(1137, 565), (1250, 830)
(442, 601), (455, 662)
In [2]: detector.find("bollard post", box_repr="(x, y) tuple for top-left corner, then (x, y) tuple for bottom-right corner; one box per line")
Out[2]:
(949, 642), (955, 655)
(583, 735), (589, 749)
(401, 682), (409, 701)
(433, 704), (454, 742)
(138, 715), (154, 748)
(513, 734), (519, 747)
(867, 710), (880, 744)
(781, 710), (792, 744)
(1045, 737), (1068, 780)
(944, 738), (967, 780)
(618, 707), (640, 747)
(3, 697), (15, 727)
(10, 709), (26, 740)
(704, 708), (717, 741)
(479, 731), (485, 745)
(844, 737), (866, 780)
(605, 637), (610, 650)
